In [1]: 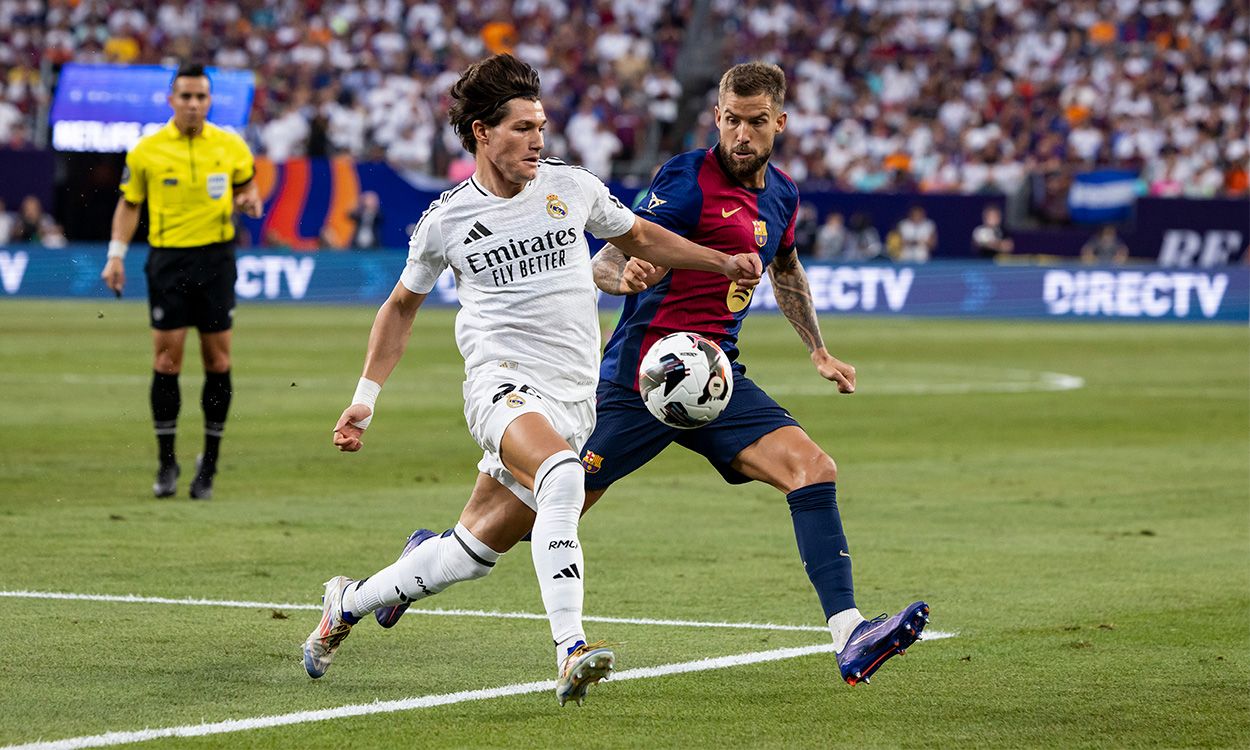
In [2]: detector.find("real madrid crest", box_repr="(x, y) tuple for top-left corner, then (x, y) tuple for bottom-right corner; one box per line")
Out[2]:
(752, 220), (768, 248)
(546, 194), (569, 219)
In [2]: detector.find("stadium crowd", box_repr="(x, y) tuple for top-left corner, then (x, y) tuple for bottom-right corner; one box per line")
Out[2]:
(0, 0), (1246, 202)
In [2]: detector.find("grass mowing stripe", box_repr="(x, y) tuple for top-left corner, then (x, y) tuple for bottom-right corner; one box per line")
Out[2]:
(4, 590), (961, 636)
(2, 645), (840, 750)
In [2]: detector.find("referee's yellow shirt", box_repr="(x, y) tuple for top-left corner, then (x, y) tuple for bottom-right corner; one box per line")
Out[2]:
(120, 120), (256, 248)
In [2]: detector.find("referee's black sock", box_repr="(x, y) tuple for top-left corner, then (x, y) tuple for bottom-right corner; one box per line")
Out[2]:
(151, 371), (180, 468)
(200, 370), (232, 475)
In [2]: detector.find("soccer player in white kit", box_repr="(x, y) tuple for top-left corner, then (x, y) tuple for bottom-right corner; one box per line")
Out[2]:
(302, 54), (762, 706)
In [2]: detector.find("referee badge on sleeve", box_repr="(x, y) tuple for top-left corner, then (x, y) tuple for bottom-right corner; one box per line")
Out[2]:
(207, 173), (228, 200)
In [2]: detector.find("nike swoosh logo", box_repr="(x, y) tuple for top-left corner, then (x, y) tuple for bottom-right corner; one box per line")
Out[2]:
(721, 207), (742, 218)
(839, 550), (851, 558)
(848, 623), (887, 647)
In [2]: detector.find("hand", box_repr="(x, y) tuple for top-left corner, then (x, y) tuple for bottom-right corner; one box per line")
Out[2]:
(332, 403), (372, 452)
(813, 348), (856, 393)
(621, 257), (667, 293)
(101, 257), (126, 296)
(235, 192), (263, 218)
(723, 253), (763, 289)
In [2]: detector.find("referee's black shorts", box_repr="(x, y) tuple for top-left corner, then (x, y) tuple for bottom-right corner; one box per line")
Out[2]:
(144, 242), (237, 333)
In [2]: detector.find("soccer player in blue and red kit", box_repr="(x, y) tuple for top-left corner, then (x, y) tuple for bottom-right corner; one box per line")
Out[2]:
(582, 62), (930, 686)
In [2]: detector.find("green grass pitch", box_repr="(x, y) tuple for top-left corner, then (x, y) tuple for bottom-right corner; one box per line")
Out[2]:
(0, 299), (1247, 749)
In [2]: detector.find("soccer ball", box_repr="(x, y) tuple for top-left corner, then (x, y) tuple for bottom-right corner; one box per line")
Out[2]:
(638, 332), (734, 429)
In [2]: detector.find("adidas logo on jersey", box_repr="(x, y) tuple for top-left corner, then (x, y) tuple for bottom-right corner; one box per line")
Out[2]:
(463, 221), (494, 245)
(552, 563), (581, 580)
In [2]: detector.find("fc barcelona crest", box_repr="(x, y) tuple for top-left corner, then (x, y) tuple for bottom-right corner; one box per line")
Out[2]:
(752, 220), (768, 247)
(581, 450), (604, 474)
(546, 194), (569, 219)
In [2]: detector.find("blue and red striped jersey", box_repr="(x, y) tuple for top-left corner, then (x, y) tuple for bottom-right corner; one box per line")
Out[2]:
(600, 146), (800, 390)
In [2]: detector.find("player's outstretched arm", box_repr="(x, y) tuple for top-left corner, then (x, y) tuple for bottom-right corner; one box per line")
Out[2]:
(769, 252), (856, 393)
(333, 281), (427, 452)
(608, 217), (761, 287)
(592, 243), (668, 295)
(100, 198), (141, 296)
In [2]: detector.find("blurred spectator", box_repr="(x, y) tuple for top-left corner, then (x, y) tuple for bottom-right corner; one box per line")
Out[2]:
(348, 191), (384, 250)
(0, 198), (13, 244)
(261, 105), (309, 164)
(13, 195), (44, 242)
(972, 205), (1014, 260)
(0, 96), (22, 144)
(1081, 225), (1130, 265)
(13, 195), (66, 247)
(813, 212), (848, 262)
(845, 212), (885, 263)
(792, 204), (818, 256)
(895, 205), (937, 263)
(575, 120), (622, 180)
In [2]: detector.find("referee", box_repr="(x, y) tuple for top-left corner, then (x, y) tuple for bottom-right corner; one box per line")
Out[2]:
(100, 63), (263, 500)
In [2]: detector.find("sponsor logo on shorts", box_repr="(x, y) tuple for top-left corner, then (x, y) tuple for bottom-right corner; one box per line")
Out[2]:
(581, 450), (603, 474)
(151, 306), (164, 322)
(546, 193), (569, 219)
(548, 539), (579, 550)
(506, 393), (526, 408)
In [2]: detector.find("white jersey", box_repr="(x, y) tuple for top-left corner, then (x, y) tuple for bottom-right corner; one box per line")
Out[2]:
(400, 159), (637, 401)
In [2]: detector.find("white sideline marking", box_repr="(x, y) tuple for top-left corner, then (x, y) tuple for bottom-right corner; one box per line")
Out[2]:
(0, 590), (829, 633)
(2, 644), (859, 750)
(0, 590), (957, 639)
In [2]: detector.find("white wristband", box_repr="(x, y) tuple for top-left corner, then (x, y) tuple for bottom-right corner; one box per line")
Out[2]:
(350, 377), (381, 429)
(107, 240), (129, 259)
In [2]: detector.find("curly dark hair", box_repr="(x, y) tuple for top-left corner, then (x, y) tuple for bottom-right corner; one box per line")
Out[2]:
(448, 54), (542, 153)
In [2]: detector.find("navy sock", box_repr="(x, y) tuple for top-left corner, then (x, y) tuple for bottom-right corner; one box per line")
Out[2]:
(151, 371), (180, 467)
(200, 370), (232, 473)
(786, 482), (856, 618)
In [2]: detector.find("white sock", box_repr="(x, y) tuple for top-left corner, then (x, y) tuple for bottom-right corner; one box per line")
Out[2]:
(529, 450), (587, 650)
(829, 607), (866, 653)
(350, 523), (499, 614)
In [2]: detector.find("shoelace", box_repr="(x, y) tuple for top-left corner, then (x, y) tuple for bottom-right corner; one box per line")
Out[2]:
(561, 639), (612, 675)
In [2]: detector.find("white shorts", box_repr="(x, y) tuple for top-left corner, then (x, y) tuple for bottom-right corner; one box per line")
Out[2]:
(463, 373), (596, 511)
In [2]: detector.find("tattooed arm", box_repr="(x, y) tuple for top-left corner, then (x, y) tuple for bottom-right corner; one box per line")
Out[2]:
(769, 250), (857, 393)
(592, 243), (669, 295)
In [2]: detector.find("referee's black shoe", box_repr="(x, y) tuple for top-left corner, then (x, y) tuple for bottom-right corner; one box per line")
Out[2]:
(189, 456), (215, 500)
(153, 463), (180, 498)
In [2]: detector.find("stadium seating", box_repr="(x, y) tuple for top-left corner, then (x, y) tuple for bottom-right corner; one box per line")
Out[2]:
(0, 0), (1244, 198)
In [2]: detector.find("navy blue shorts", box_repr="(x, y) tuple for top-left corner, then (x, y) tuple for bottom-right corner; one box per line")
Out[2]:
(581, 367), (800, 489)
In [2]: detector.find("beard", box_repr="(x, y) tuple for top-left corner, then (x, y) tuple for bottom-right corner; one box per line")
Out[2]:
(719, 142), (772, 181)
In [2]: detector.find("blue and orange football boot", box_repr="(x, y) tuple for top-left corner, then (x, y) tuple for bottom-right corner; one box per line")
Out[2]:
(837, 601), (930, 686)
(373, 528), (440, 628)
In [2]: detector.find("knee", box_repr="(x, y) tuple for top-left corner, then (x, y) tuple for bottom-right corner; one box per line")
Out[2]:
(153, 353), (181, 375)
(789, 450), (837, 491)
(204, 354), (231, 374)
